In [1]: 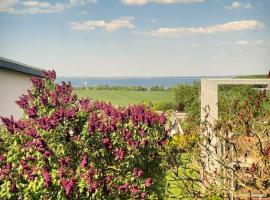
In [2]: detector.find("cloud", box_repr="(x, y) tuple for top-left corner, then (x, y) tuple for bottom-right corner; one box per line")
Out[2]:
(235, 40), (249, 45)
(151, 19), (157, 23)
(254, 40), (263, 44)
(0, 0), (18, 13)
(146, 20), (264, 37)
(225, 1), (252, 10)
(0, 0), (97, 14)
(69, 0), (98, 6)
(122, 0), (205, 6)
(19, 1), (65, 14)
(70, 17), (135, 32)
(235, 40), (264, 46)
(191, 43), (199, 47)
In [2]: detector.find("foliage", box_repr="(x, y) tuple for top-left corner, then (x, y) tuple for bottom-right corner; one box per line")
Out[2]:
(173, 83), (265, 124)
(218, 85), (258, 118)
(150, 85), (165, 91)
(163, 89), (270, 199)
(235, 74), (268, 79)
(0, 70), (169, 199)
(153, 102), (176, 112)
(173, 83), (200, 123)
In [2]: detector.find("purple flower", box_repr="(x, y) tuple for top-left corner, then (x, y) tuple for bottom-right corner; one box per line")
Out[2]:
(44, 151), (52, 159)
(1, 116), (16, 134)
(19, 159), (34, 180)
(141, 192), (146, 199)
(0, 155), (5, 162)
(88, 123), (95, 134)
(90, 182), (97, 193)
(15, 94), (29, 109)
(38, 117), (54, 131)
(52, 108), (65, 122)
(0, 162), (12, 180)
(132, 141), (140, 148)
(118, 182), (129, 192)
(27, 106), (37, 118)
(26, 128), (40, 138)
(58, 167), (64, 178)
(130, 185), (139, 194)
(40, 93), (48, 105)
(61, 95), (69, 104)
(61, 178), (75, 199)
(26, 156), (35, 162)
(114, 147), (125, 161)
(60, 157), (70, 167)
(145, 178), (152, 188)
(16, 120), (26, 131)
(31, 77), (45, 89)
(44, 70), (56, 81)
(159, 114), (166, 125)
(102, 137), (111, 149)
(133, 168), (143, 178)
(42, 168), (52, 188)
(88, 166), (95, 177)
(79, 99), (90, 110)
(80, 155), (88, 168)
(65, 108), (77, 121)
(10, 181), (16, 192)
(50, 92), (59, 107)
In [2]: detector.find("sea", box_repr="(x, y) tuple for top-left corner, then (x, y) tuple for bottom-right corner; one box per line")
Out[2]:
(57, 77), (232, 89)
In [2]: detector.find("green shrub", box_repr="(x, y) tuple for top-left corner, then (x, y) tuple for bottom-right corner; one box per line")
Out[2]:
(153, 102), (176, 112)
(173, 83), (200, 123)
(150, 85), (165, 91)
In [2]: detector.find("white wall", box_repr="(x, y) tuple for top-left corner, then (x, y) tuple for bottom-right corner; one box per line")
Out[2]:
(0, 68), (33, 119)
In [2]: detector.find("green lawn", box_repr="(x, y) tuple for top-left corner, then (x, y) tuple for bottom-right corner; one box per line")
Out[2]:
(74, 89), (174, 106)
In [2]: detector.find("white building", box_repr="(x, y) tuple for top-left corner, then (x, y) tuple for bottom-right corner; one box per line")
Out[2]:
(0, 57), (44, 119)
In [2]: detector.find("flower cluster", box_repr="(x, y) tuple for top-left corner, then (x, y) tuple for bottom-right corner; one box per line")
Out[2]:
(0, 70), (168, 199)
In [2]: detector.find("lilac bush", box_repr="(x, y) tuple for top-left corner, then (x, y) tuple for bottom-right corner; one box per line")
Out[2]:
(0, 70), (168, 199)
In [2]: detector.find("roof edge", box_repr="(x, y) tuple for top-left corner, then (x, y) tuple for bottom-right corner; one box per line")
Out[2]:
(0, 57), (45, 77)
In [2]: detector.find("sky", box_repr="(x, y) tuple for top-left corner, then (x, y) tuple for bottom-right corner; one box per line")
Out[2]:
(0, 0), (269, 77)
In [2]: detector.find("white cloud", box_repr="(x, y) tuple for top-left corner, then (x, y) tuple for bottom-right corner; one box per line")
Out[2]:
(225, 1), (252, 10)
(235, 40), (264, 46)
(70, 17), (135, 32)
(254, 40), (263, 44)
(235, 40), (249, 45)
(69, 0), (97, 6)
(192, 43), (199, 47)
(79, 10), (88, 15)
(122, 0), (205, 5)
(0, 0), (96, 14)
(147, 20), (264, 37)
(20, 1), (65, 14)
(0, 0), (18, 13)
(151, 19), (157, 23)
(245, 3), (252, 9)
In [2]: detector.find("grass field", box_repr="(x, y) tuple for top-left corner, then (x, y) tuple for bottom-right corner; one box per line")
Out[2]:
(74, 89), (174, 106)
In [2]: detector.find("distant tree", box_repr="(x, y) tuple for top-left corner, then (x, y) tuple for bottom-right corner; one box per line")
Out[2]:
(150, 85), (165, 91)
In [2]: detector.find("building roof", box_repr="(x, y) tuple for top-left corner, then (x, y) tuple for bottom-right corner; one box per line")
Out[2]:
(0, 57), (45, 77)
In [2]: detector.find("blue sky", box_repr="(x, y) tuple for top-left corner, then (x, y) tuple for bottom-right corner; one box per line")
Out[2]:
(0, 0), (269, 77)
